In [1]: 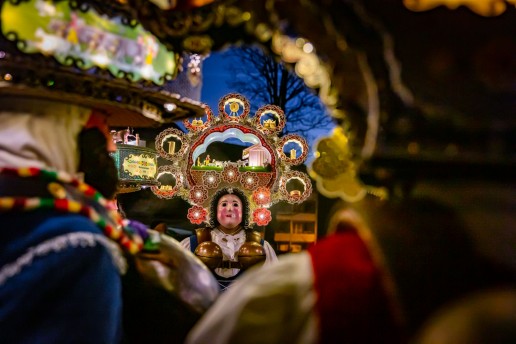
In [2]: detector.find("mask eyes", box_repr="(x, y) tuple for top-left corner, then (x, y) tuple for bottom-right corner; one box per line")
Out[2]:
(218, 198), (241, 209)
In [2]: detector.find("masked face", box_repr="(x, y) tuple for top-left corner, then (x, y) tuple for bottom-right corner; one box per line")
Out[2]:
(216, 194), (242, 230)
(78, 128), (119, 199)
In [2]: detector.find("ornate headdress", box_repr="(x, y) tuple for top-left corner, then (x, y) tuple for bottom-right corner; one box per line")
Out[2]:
(152, 93), (312, 227)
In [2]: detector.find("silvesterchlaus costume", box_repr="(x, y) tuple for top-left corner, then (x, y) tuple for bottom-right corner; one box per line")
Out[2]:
(180, 187), (277, 290)
(152, 93), (313, 290)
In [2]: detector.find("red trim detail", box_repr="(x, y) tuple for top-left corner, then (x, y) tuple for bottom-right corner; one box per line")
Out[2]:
(308, 230), (400, 343)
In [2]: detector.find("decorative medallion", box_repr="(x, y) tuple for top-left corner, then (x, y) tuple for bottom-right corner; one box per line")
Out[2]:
(150, 165), (183, 199)
(278, 134), (309, 166)
(155, 127), (188, 162)
(219, 93), (250, 122)
(183, 103), (213, 132)
(279, 170), (313, 204)
(254, 105), (285, 135)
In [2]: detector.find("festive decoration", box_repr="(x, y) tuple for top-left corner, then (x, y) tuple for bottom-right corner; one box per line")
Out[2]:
(240, 171), (260, 190)
(253, 208), (272, 226)
(0, 0), (205, 126)
(252, 187), (271, 206)
(0, 167), (150, 254)
(221, 164), (240, 183)
(189, 186), (209, 204)
(187, 205), (208, 224)
(150, 165), (183, 199)
(308, 127), (366, 202)
(112, 139), (159, 193)
(403, 0), (515, 17)
(279, 170), (313, 204)
(278, 134), (309, 166)
(155, 127), (188, 162)
(184, 104), (214, 132)
(219, 93), (250, 122)
(254, 105), (286, 135)
(152, 93), (313, 226)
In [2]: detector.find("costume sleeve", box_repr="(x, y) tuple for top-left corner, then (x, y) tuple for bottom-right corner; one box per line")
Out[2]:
(180, 236), (191, 251)
(185, 252), (318, 344)
(263, 240), (278, 265)
(0, 231), (123, 343)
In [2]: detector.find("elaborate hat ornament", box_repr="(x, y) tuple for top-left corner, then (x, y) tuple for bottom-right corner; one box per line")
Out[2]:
(0, 0), (204, 127)
(153, 93), (312, 227)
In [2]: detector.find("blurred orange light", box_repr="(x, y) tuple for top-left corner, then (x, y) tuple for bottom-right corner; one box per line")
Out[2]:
(403, 0), (513, 17)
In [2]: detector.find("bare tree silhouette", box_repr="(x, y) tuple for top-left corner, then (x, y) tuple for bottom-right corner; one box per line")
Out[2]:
(223, 45), (334, 140)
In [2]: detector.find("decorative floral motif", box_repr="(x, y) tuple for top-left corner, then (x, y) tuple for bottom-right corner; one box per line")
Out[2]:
(253, 208), (272, 226)
(240, 172), (260, 190)
(221, 163), (240, 183)
(187, 205), (207, 225)
(252, 187), (271, 206)
(202, 170), (221, 189)
(189, 186), (209, 204)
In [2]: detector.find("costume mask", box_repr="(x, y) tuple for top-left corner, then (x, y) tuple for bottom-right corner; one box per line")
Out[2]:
(216, 194), (242, 230)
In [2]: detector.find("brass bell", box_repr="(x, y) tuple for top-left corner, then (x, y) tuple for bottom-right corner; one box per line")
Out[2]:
(194, 241), (223, 270)
(238, 242), (266, 270)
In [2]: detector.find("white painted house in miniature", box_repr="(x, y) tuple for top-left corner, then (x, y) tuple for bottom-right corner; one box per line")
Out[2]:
(242, 143), (270, 167)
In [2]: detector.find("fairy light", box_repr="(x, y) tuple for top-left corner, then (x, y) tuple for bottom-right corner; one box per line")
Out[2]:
(303, 42), (314, 54)
(164, 103), (176, 112)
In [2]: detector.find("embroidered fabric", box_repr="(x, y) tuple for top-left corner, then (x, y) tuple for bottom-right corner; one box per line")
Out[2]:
(0, 232), (126, 286)
(211, 228), (246, 278)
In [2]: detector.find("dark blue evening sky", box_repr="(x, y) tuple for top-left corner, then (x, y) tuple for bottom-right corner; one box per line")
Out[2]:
(193, 49), (335, 166)
(200, 50), (239, 110)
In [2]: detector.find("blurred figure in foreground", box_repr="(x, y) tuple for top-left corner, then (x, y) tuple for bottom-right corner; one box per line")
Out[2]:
(414, 288), (516, 344)
(0, 98), (219, 343)
(0, 98), (129, 342)
(186, 195), (515, 343)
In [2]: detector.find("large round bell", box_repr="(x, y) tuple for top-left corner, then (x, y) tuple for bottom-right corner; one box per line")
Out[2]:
(194, 241), (223, 270)
(238, 242), (266, 269)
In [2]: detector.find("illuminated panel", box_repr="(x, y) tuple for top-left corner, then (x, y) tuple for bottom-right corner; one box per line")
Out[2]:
(1, 0), (177, 84)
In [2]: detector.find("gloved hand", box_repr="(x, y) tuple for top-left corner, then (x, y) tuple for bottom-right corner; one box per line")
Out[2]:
(133, 228), (220, 314)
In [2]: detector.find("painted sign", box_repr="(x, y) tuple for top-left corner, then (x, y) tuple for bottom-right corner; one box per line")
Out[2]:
(112, 144), (158, 183)
(122, 153), (157, 179)
(1, 0), (177, 84)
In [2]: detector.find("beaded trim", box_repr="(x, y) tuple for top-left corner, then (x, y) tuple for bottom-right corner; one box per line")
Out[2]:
(0, 167), (144, 254)
(0, 232), (127, 286)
